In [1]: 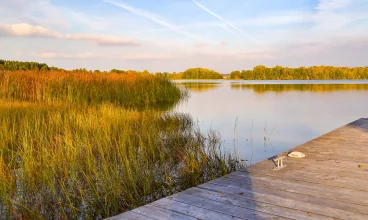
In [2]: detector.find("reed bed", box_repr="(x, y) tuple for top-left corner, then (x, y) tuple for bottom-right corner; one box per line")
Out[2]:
(0, 71), (186, 108)
(0, 71), (239, 219)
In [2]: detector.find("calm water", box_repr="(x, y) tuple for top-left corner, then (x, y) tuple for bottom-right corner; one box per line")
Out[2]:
(174, 80), (368, 164)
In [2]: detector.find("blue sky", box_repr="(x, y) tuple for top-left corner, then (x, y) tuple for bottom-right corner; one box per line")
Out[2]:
(0, 0), (367, 72)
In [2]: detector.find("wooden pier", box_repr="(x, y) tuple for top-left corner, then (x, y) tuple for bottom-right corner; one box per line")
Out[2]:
(110, 118), (368, 220)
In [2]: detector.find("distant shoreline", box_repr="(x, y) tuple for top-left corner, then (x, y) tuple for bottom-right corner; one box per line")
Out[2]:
(1, 59), (367, 80)
(173, 79), (368, 84)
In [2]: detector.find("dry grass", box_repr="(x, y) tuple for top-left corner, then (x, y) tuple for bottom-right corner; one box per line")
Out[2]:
(0, 71), (239, 219)
(0, 70), (186, 108)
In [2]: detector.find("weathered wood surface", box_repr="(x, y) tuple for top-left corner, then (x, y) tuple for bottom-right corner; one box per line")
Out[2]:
(109, 118), (368, 220)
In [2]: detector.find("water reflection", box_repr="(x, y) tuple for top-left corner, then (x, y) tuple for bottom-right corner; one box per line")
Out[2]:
(175, 80), (368, 164)
(176, 82), (221, 92)
(231, 83), (368, 93)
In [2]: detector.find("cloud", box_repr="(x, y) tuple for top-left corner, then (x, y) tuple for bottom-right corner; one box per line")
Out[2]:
(237, 12), (311, 27)
(30, 52), (98, 59)
(0, 0), (115, 31)
(104, 0), (205, 41)
(121, 54), (178, 61)
(28, 51), (180, 61)
(219, 24), (235, 34)
(0, 0), (67, 27)
(0, 23), (140, 46)
(192, 0), (262, 45)
(194, 42), (209, 47)
(237, 52), (277, 60)
(220, 41), (228, 46)
(317, 0), (354, 11)
(194, 41), (228, 47)
(0, 23), (61, 38)
(193, 51), (276, 60)
(63, 34), (139, 46)
(15, 52), (24, 56)
(29, 51), (180, 61)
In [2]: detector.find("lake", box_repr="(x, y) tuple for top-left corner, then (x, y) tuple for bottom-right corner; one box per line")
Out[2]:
(174, 80), (368, 165)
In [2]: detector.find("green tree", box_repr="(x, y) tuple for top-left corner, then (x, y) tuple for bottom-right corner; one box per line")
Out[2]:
(230, 71), (242, 79)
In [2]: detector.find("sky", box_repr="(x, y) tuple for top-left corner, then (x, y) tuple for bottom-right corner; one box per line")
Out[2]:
(0, 0), (368, 72)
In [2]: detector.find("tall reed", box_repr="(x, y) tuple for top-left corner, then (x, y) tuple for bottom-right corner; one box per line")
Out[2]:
(0, 104), (239, 219)
(0, 70), (240, 218)
(0, 71), (186, 108)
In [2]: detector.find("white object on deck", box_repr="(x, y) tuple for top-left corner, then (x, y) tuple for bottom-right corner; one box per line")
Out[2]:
(273, 156), (287, 171)
(288, 151), (305, 158)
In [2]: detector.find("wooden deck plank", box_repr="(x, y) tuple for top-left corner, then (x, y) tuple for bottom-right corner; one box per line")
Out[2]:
(200, 179), (368, 215)
(182, 187), (333, 220)
(243, 168), (368, 191)
(247, 158), (368, 177)
(109, 118), (368, 219)
(131, 204), (198, 220)
(318, 136), (368, 144)
(257, 158), (368, 176)
(297, 145), (368, 157)
(220, 173), (368, 205)
(281, 151), (368, 163)
(165, 191), (287, 220)
(199, 182), (368, 219)
(151, 198), (249, 220)
(269, 151), (368, 163)
(108, 211), (155, 220)
(237, 168), (368, 194)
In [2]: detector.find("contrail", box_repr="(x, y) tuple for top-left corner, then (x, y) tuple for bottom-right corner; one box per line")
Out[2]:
(104, 0), (204, 41)
(219, 24), (235, 34)
(192, 0), (262, 45)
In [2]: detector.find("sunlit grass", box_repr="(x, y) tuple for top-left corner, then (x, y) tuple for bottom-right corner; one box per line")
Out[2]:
(0, 70), (186, 108)
(0, 71), (239, 219)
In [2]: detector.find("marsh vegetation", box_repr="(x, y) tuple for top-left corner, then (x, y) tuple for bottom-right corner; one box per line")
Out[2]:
(0, 66), (240, 219)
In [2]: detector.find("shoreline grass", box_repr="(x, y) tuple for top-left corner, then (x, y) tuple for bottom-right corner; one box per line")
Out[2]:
(0, 71), (240, 219)
(0, 104), (239, 219)
(0, 71), (187, 109)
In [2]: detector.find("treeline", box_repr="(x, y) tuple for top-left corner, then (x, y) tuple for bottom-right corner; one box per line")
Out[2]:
(2, 60), (368, 80)
(0, 59), (56, 71)
(0, 60), (154, 75)
(166, 68), (224, 79)
(230, 65), (368, 80)
(0, 59), (167, 76)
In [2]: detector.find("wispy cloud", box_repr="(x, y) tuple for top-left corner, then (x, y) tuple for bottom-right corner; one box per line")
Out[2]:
(15, 52), (24, 56)
(220, 41), (228, 46)
(193, 51), (276, 60)
(0, 0), (68, 28)
(30, 51), (98, 59)
(104, 0), (205, 42)
(192, 0), (262, 45)
(29, 51), (179, 61)
(64, 34), (139, 46)
(317, 0), (354, 11)
(194, 42), (209, 47)
(121, 54), (179, 61)
(0, 23), (140, 46)
(219, 24), (235, 34)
